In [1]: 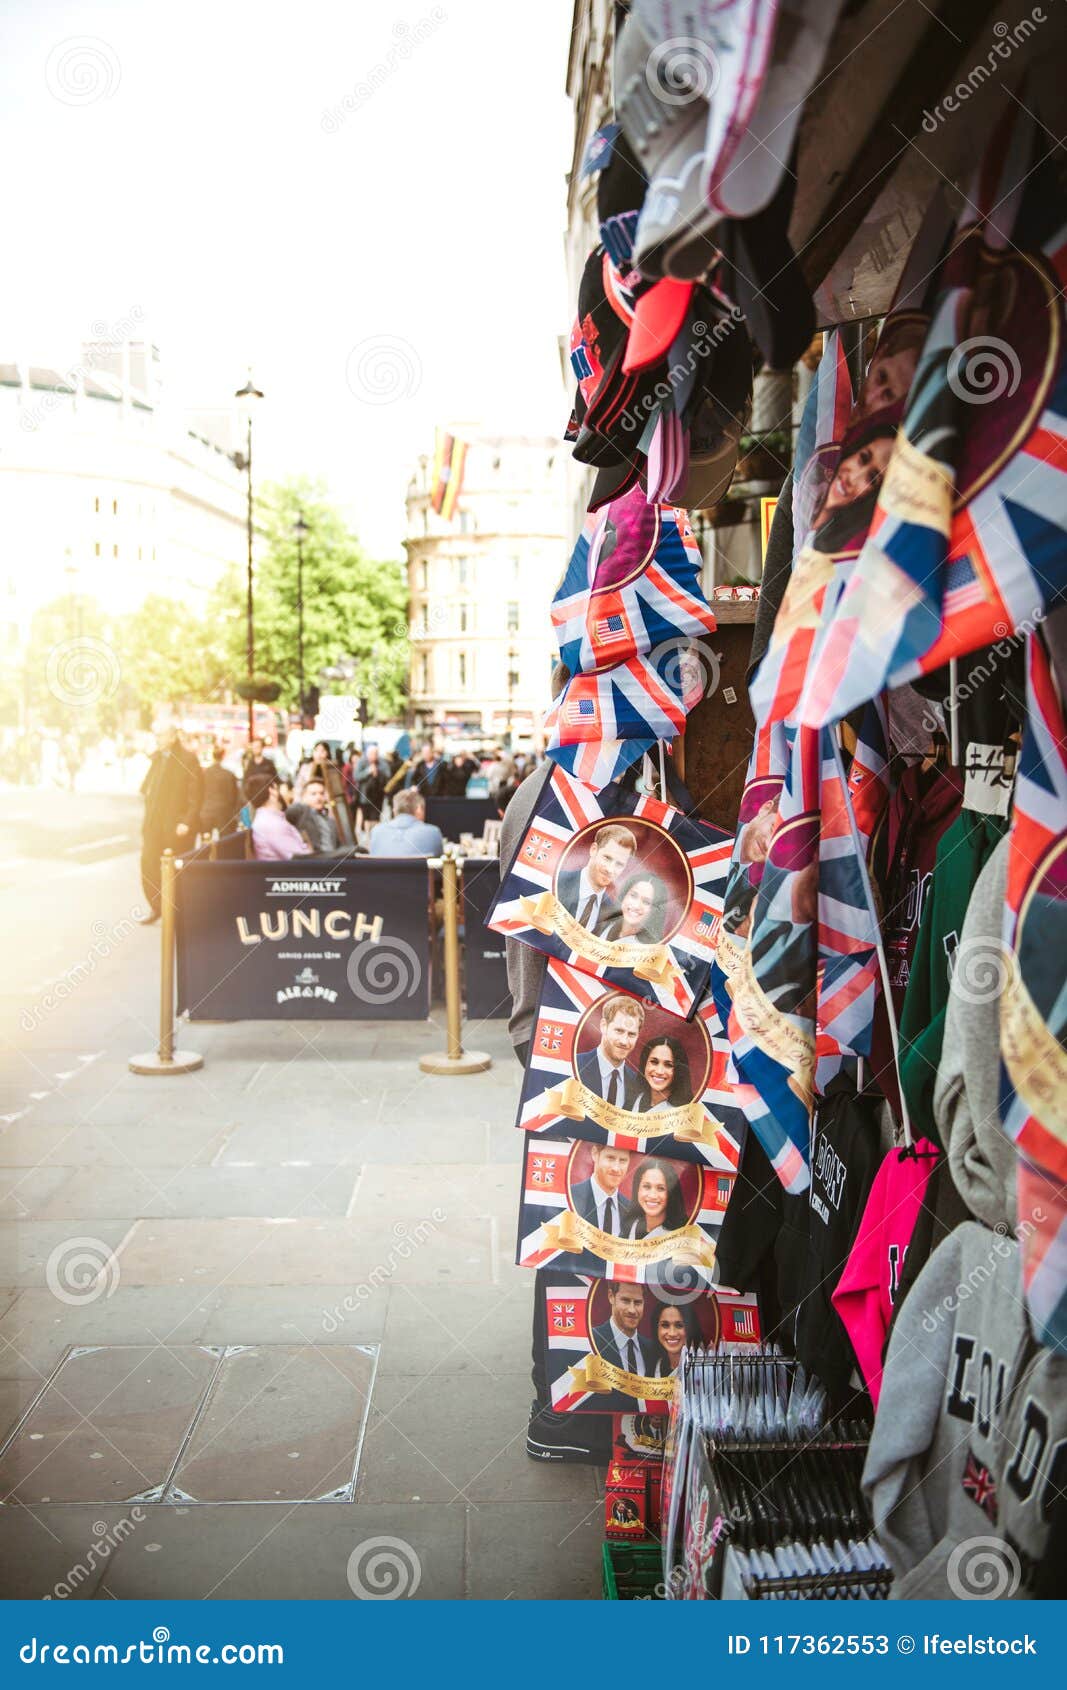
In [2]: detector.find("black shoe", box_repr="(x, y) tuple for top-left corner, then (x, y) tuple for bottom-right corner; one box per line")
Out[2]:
(137, 910), (161, 925)
(526, 1401), (610, 1465)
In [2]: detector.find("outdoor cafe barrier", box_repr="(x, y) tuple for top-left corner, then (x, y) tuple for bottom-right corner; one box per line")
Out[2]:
(129, 837), (496, 1074)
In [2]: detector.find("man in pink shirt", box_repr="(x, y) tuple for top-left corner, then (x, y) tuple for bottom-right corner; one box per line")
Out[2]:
(250, 778), (312, 861)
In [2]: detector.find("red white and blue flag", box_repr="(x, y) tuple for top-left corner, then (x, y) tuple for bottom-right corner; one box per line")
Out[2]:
(488, 764), (733, 1019)
(792, 109), (1067, 728)
(517, 958), (747, 1170)
(999, 633), (1067, 1348)
(552, 490), (715, 678)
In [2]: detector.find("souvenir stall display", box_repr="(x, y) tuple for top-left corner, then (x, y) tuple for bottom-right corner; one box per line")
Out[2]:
(509, 0), (1067, 1602)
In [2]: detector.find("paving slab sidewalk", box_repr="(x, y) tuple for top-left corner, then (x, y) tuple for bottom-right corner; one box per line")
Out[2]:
(0, 981), (603, 1599)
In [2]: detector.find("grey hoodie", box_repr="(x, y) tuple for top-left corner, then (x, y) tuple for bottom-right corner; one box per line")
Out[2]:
(863, 1221), (1067, 1597)
(933, 833), (1017, 1232)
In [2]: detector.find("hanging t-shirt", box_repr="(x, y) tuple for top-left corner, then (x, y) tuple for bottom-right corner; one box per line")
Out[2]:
(897, 809), (1008, 1145)
(831, 1138), (940, 1405)
(774, 1075), (884, 1411)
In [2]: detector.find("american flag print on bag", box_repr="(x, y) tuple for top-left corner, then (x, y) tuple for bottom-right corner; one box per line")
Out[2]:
(487, 764), (732, 1018)
(517, 959), (746, 1170)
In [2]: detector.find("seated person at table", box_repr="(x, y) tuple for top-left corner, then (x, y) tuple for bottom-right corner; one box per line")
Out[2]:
(597, 870), (667, 946)
(369, 789), (444, 858)
(286, 778), (339, 854)
(576, 994), (646, 1110)
(250, 778), (312, 861)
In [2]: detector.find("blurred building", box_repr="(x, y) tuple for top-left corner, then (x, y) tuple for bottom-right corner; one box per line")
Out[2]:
(403, 433), (566, 746)
(0, 339), (247, 667)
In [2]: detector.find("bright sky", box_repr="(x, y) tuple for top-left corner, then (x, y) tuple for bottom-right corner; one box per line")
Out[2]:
(0, 0), (576, 557)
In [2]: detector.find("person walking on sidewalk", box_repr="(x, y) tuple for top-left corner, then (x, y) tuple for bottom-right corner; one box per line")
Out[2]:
(198, 743), (242, 838)
(138, 726), (203, 924)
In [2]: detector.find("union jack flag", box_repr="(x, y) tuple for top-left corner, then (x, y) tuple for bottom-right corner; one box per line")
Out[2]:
(523, 832), (553, 864)
(710, 705), (888, 1193)
(546, 650), (693, 782)
(962, 1450), (998, 1523)
(539, 1023), (565, 1054)
(791, 108), (1067, 729)
(531, 1156), (557, 1185)
(999, 634), (1067, 1350)
(552, 1304), (577, 1332)
(553, 486), (715, 679)
(489, 764), (733, 1019)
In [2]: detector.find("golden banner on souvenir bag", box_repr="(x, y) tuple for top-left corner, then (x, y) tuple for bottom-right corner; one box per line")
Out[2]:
(517, 894), (684, 987)
(568, 1354), (677, 1400)
(1001, 964), (1067, 1142)
(715, 926), (747, 989)
(730, 942), (815, 1110)
(540, 1209), (716, 1269)
(877, 432), (953, 534)
(542, 1078), (722, 1147)
(518, 890), (557, 934)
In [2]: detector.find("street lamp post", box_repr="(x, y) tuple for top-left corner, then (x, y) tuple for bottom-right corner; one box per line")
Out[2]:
(234, 371), (264, 740)
(506, 644), (517, 749)
(293, 512), (309, 724)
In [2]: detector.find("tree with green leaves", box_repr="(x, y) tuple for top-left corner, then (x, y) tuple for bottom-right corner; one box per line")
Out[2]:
(210, 476), (409, 717)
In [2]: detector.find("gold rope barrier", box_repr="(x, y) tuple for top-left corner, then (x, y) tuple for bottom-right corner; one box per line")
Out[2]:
(129, 848), (204, 1076)
(419, 852), (492, 1077)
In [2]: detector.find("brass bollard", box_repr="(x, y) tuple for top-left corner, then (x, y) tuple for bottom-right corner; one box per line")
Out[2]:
(419, 853), (492, 1076)
(129, 848), (204, 1076)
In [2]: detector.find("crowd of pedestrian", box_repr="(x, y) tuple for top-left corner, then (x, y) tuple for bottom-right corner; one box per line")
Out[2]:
(135, 724), (547, 913)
